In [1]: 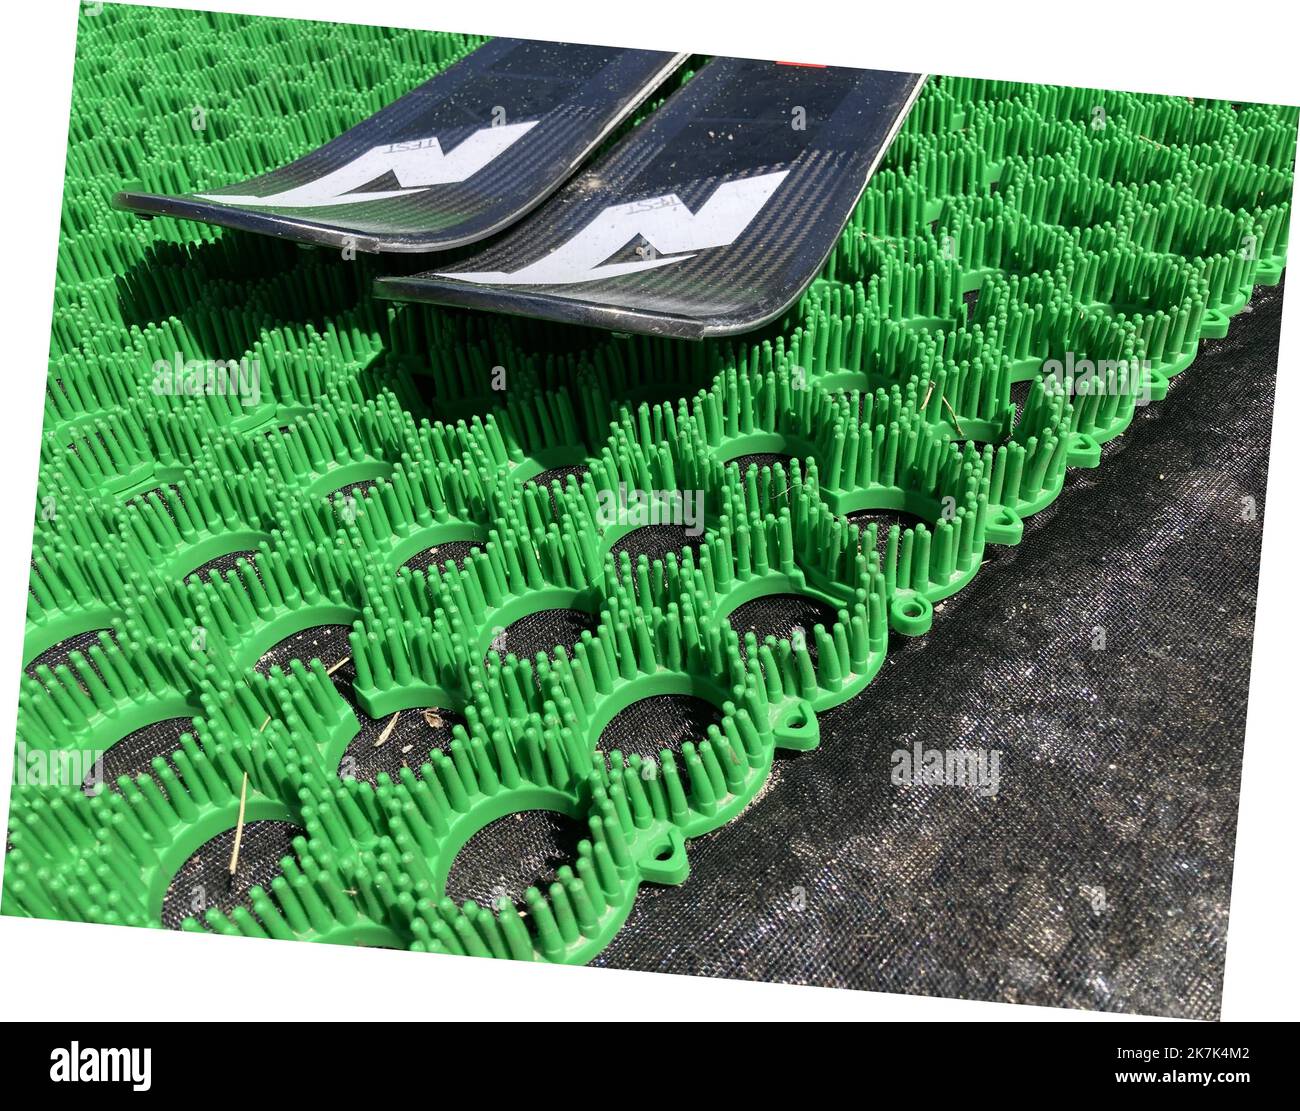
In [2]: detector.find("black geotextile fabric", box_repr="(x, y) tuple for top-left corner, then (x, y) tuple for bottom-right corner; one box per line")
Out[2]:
(585, 276), (1286, 1019)
(598, 693), (724, 762)
(160, 819), (306, 930)
(447, 810), (589, 907)
(23, 627), (117, 681)
(87, 716), (193, 796)
(489, 606), (600, 662)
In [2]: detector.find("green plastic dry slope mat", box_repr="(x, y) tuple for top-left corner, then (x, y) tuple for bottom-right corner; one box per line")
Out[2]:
(5, 2), (1295, 992)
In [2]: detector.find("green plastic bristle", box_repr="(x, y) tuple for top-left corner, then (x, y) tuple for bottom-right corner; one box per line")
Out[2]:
(576, 337), (737, 428)
(180, 534), (365, 675)
(435, 505), (606, 656)
(767, 464), (960, 634)
(894, 82), (961, 137)
(347, 571), (469, 719)
(1173, 207), (1271, 310)
(322, 455), (494, 572)
(1187, 155), (1293, 217)
(190, 834), (416, 945)
(46, 352), (145, 440)
(351, 561), (848, 961)
(1058, 129), (1192, 191)
(248, 395), (417, 500)
(937, 76), (1036, 109)
(4, 787), (121, 921)
(11, 5), (1296, 964)
(251, 661), (360, 779)
(1234, 112), (1300, 170)
(1071, 243), (1211, 365)
(996, 157), (1142, 231)
(69, 729), (341, 932)
(837, 167), (932, 241)
(18, 630), (202, 783)
(1111, 94), (1242, 149)
(792, 294), (966, 401)
(116, 463), (282, 583)
(680, 361), (833, 466)
(840, 232), (967, 329)
(25, 533), (134, 667)
(937, 196), (1079, 283)
(44, 406), (157, 500)
(876, 130), (994, 206)
(493, 388), (589, 478)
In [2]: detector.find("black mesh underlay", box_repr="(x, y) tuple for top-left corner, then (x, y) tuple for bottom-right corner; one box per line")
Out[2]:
(524, 463), (591, 514)
(254, 623), (354, 678)
(327, 478), (380, 501)
(84, 716), (196, 795)
(337, 705), (465, 785)
(24, 627), (117, 682)
(590, 277), (1287, 1021)
(598, 694), (725, 761)
(400, 540), (480, 575)
(160, 819), (305, 930)
(125, 484), (181, 515)
(843, 508), (931, 561)
(724, 451), (799, 476)
(185, 548), (259, 584)
(608, 523), (706, 566)
(727, 592), (838, 666)
(445, 808), (588, 908)
(487, 606), (599, 663)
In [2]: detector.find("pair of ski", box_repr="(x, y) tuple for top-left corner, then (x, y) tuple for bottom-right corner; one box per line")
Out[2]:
(115, 39), (924, 338)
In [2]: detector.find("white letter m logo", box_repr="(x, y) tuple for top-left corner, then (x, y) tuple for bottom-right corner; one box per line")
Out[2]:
(438, 170), (790, 286)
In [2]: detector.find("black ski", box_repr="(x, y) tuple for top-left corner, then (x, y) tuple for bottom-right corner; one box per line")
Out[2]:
(113, 40), (687, 253)
(374, 59), (925, 336)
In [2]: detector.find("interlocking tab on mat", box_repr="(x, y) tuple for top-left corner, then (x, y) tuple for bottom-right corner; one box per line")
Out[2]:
(7, 4), (1296, 964)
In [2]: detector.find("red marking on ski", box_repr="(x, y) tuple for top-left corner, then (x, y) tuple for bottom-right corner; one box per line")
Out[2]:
(775, 61), (827, 67)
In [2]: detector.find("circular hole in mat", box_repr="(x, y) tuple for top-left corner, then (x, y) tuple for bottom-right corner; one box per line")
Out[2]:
(160, 819), (305, 930)
(598, 694), (724, 760)
(337, 705), (466, 786)
(83, 716), (196, 796)
(125, 483), (182, 516)
(487, 607), (599, 664)
(24, 628), (117, 683)
(607, 523), (706, 566)
(400, 540), (480, 576)
(327, 478), (380, 502)
(445, 809), (587, 907)
(727, 592), (838, 665)
(185, 548), (259, 585)
(724, 451), (798, 476)
(523, 463), (591, 514)
(843, 507), (931, 562)
(254, 623), (354, 680)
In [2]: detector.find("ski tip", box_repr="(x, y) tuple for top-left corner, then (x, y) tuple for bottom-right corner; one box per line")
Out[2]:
(111, 189), (168, 220)
(373, 63), (929, 339)
(108, 43), (692, 255)
(110, 189), (446, 253)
